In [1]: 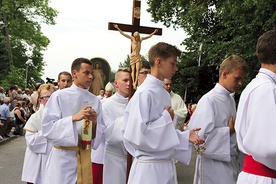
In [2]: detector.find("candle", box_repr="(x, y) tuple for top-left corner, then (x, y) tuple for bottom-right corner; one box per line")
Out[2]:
(81, 102), (93, 150)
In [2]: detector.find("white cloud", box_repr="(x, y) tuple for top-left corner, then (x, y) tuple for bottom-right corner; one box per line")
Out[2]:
(41, 0), (186, 81)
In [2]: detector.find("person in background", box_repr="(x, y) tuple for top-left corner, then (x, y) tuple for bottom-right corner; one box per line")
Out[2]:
(0, 86), (6, 105)
(7, 86), (14, 102)
(57, 71), (73, 90)
(235, 29), (276, 184)
(97, 89), (105, 100)
(0, 97), (13, 138)
(123, 42), (204, 184)
(137, 60), (151, 87)
(11, 85), (20, 111)
(187, 103), (193, 116)
(188, 54), (248, 184)
(102, 82), (114, 102)
(183, 103), (197, 131)
(17, 88), (23, 100)
(164, 78), (188, 131)
(22, 97), (31, 121)
(22, 83), (56, 184)
(31, 83), (41, 113)
(13, 101), (27, 136)
(22, 88), (32, 102)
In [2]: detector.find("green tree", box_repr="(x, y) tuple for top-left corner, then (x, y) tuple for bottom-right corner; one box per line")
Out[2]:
(119, 54), (148, 68)
(0, 0), (57, 89)
(0, 65), (25, 90)
(119, 55), (130, 68)
(147, 0), (276, 102)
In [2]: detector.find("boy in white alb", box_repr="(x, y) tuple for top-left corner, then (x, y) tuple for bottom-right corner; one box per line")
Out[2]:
(42, 58), (105, 184)
(123, 42), (204, 184)
(235, 30), (276, 183)
(22, 84), (56, 184)
(188, 55), (248, 184)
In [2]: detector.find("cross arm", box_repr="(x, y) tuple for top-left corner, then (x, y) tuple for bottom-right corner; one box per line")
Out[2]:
(108, 22), (162, 35)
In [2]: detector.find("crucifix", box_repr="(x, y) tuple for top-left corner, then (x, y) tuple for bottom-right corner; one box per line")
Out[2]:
(108, 0), (162, 92)
(108, 0), (162, 182)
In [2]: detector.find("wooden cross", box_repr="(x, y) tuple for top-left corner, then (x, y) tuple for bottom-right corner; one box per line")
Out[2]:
(109, 0), (162, 93)
(108, 1), (162, 36)
(108, 0), (162, 183)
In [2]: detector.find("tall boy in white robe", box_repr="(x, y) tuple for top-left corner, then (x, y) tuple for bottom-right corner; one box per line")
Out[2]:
(102, 68), (130, 184)
(235, 30), (276, 184)
(123, 42), (204, 184)
(22, 84), (56, 184)
(42, 58), (105, 184)
(188, 55), (248, 184)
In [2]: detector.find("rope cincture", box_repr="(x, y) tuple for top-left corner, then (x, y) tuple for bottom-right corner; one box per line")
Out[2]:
(194, 143), (206, 184)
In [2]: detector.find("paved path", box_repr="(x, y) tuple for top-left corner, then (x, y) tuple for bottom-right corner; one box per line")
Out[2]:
(0, 136), (197, 184)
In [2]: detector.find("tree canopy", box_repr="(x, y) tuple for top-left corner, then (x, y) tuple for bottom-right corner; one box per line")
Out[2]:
(147, 0), (276, 102)
(0, 0), (57, 90)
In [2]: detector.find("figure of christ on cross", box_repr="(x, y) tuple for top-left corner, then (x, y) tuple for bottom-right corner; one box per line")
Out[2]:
(108, 1), (162, 183)
(113, 24), (158, 89)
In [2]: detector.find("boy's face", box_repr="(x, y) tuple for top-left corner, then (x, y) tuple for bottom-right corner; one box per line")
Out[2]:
(223, 69), (245, 93)
(72, 63), (93, 89)
(159, 56), (178, 80)
(99, 90), (105, 96)
(58, 74), (72, 89)
(115, 71), (130, 98)
(39, 89), (54, 106)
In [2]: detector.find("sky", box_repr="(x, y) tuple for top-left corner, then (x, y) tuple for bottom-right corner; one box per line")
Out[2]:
(41, 0), (187, 81)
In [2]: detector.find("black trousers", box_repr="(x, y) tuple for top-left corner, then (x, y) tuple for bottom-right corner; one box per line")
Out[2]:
(0, 119), (14, 136)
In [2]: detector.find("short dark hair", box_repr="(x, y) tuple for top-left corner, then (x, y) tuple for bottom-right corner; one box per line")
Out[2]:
(71, 58), (92, 72)
(58, 71), (72, 80)
(256, 29), (276, 64)
(140, 60), (150, 70)
(148, 42), (181, 67)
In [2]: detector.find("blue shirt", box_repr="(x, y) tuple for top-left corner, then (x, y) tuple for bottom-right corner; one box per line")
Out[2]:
(0, 103), (10, 120)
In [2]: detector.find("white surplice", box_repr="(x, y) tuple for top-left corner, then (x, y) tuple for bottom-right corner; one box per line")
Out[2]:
(235, 68), (276, 184)
(42, 84), (105, 184)
(188, 83), (241, 184)
(123, 75), (192, 184)
(22, 105), (51, 184)
(102, 93), (128, 184)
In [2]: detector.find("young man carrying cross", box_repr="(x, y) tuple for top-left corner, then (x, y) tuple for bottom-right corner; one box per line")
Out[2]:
(102, 68), (130, 184)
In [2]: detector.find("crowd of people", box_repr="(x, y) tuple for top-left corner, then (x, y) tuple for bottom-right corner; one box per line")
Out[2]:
(0, 85), (33, 139)
(1, 29), (276, 184)
(0, 71), (74, 140)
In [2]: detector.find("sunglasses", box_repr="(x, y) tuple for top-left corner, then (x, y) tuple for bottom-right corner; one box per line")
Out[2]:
(139, 71), (150, 75)
(39, 96), (51, 100)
